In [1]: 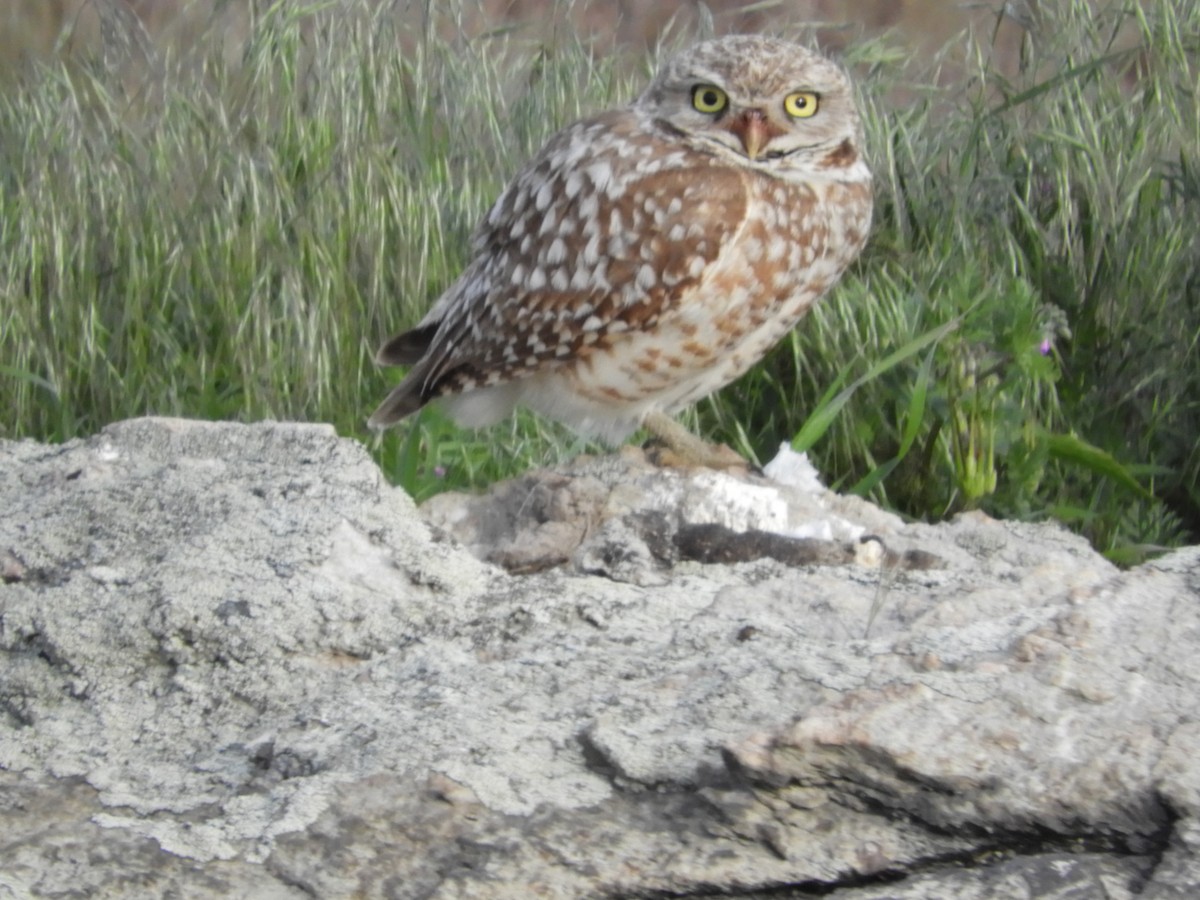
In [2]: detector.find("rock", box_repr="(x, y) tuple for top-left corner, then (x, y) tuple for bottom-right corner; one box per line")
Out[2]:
(1, 417), (1197, 898)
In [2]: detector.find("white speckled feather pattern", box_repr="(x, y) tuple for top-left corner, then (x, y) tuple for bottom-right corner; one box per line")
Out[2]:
(371, 35), (872, 444)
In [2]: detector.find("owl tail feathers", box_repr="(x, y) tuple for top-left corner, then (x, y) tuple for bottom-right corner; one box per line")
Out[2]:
(375, 321), (438, 366)
(367, 379), (428, 429)
(369, 321), (441, 428)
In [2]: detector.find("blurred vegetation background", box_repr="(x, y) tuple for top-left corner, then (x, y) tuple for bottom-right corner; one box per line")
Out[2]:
(0, 1), (1035, 75)
(2, 0), (1197, 563)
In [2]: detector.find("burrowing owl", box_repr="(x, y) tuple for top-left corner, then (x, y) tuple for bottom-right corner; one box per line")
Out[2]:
(370, 35), (872, 462)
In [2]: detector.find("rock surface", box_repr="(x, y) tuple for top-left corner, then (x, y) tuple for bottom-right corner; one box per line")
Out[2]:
(1, 417), (1197, 899)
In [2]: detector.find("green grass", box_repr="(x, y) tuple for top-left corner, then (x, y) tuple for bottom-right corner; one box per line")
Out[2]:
(2, 1), (1197, 561)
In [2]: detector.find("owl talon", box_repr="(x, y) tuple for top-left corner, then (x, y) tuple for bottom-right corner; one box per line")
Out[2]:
(641, 411), (752, 472)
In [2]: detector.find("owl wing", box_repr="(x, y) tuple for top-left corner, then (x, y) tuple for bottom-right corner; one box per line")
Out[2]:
(371, 114), (752, 424)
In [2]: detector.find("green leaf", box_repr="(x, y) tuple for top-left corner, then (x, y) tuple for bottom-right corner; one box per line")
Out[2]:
(1043, 432), (1155, 500)
(848, 346), (935, 497)
(791, 317), (960, 452)
(0, 365), (59, 398)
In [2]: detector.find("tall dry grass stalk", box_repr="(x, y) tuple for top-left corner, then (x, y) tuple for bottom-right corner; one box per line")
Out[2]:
(2, 0), (1042, 80)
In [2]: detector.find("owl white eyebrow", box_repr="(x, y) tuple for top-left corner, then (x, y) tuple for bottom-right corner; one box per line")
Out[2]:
(679, 65), (724, 82)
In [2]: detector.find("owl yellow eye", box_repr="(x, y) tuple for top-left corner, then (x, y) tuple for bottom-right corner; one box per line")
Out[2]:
(691, 84), (728, 114)
(783, 91), (819, 118)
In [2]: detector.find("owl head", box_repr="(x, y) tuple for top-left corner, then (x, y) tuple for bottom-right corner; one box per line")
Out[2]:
(635, 35), (865, 176)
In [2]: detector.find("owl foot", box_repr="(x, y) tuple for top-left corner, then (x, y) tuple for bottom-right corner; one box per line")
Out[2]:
(641, 411), (751, 472)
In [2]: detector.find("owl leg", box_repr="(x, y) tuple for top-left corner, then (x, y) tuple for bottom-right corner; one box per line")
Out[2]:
(641, 411), (749, 471)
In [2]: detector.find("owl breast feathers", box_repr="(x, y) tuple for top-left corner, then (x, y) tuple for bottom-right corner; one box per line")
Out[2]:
(370, 34), (872, 445)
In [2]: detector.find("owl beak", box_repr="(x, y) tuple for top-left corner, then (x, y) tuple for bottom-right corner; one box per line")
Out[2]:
(726, 109), (779, 160)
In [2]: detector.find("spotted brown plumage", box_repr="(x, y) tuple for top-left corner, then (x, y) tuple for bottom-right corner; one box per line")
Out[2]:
(370, 35), (872, 455)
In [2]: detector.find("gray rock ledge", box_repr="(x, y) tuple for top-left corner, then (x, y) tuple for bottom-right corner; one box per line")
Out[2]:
(1, 417), (1197, 899)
